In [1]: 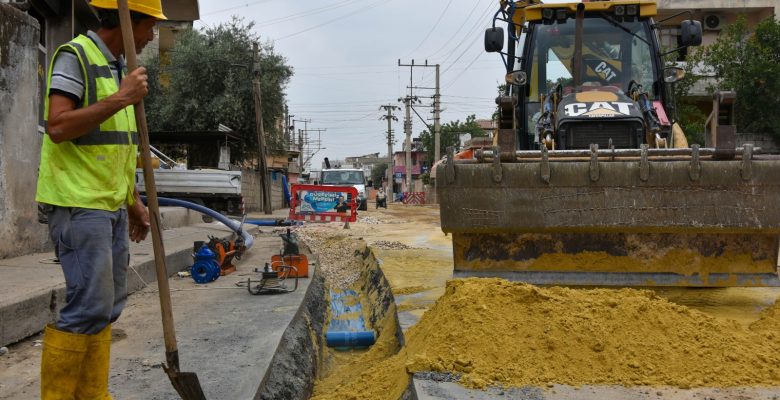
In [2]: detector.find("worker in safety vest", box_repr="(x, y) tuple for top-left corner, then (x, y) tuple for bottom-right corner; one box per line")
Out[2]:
(35, 1), (165, 398)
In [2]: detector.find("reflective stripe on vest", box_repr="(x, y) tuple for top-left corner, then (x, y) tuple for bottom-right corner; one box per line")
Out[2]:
(35, 35), (138, 211)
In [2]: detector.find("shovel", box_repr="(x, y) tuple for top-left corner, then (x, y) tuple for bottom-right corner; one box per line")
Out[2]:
(117, 2), (207, 399)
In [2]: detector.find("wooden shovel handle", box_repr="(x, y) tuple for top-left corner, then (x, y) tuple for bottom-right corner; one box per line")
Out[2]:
(116, 0), (179, 357)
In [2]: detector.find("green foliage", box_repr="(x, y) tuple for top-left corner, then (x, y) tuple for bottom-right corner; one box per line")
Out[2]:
(143, 17), (293, 163)
(676, 101), (707, 145)
(419, 172), (430, 185)
(665, 46), (707, 145)
(492, 84), (506, 121)
(699, 16), (780, 141)
(418, 114), (486, 164)
(370, 163), (388, 188)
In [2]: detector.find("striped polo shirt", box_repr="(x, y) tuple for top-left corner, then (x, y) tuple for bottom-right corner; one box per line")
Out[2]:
(49, 30), (126, 104)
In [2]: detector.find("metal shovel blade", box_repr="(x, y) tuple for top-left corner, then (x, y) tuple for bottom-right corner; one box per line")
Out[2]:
(163, 363), (207, 400)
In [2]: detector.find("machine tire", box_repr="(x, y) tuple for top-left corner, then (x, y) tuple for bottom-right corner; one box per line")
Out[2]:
(192, 198), (214, 223)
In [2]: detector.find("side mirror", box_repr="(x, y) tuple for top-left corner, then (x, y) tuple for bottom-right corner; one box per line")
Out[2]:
(505, 70), (527, 86)
(680, 20), (702, 47)
(663, 66), (685, 83)
(484, 27), (504, 53)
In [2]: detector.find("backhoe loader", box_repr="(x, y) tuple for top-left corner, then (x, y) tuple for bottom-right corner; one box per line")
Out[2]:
(437, 0), (780, 286)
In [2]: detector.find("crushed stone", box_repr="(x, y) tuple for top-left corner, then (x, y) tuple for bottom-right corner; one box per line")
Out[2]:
(370, 240), (413, 250)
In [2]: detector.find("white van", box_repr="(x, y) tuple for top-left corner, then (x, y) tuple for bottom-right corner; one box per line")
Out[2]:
(320, 168), (368, 210)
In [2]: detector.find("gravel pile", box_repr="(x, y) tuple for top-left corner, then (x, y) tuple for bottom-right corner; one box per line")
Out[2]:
(358, 216), (385, 225)
(295, 224), (363, 289)
(370, 240), (412, 250)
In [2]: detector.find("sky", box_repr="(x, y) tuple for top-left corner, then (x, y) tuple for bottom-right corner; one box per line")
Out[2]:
(195, 0), (508, 171)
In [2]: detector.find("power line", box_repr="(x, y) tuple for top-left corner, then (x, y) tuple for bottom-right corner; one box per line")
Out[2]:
(427, 0), (485, 59)
(404, 0), (454, 58)
(201, 0), (277, 17)
(434, 0), (494, 68)
(275, 0), (392, 41)
(443, 49), (486, 90)
(290, 99), (390, 106)
(254, 0), (360, 28)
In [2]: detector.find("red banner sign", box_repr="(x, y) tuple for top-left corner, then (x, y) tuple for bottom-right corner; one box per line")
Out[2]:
(289, 184), (358, 222)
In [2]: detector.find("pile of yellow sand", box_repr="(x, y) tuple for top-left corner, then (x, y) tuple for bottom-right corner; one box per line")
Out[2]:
(312, 278), (780, 400)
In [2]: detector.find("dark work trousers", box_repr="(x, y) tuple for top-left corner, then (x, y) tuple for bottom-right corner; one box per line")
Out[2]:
(47, 206), (129, 334)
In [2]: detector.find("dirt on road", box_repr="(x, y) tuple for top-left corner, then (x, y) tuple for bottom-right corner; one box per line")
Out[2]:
(302, 203), (780, 400)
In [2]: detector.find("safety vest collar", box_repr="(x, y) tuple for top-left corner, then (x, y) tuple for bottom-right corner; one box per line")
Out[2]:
(85, 30), (123, 70)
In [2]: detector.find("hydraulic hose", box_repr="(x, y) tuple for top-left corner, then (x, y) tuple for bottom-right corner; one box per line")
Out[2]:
(140, 195), (254, 249)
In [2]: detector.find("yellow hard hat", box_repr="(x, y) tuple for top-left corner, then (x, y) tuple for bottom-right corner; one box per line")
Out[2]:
(90, 0), (168, 20)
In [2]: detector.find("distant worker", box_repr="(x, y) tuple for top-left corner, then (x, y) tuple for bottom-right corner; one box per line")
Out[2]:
(376, 188), (387, 209)
(35, 1), (165, 398)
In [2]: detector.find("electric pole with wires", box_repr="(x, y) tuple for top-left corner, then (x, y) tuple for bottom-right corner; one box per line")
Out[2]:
(380, 104), (400, 202)
(398, 94), (419, 194)
(398, 60), (442, 182)
(252, 42), (272, 214)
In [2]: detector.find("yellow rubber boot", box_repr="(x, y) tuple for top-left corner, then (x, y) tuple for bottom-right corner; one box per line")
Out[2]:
(41, 324), (89, 400)
(75, 324), (113, 400)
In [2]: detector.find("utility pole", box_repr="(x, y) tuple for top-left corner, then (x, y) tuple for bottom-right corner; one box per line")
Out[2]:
(379, 104), (399, 202)
(302, 128), (326, 169)
(293, 118), (311, 175)
(252, 42), (272, 214)
(400, 95), (416, 193)
(298, 129), (304, 174)
(398, 59), (442, 191)
(434, 64), (441, 169)
(284, 107), (292, 147)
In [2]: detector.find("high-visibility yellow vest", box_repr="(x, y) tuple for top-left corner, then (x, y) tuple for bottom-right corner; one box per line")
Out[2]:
(36, 34), (138, 211)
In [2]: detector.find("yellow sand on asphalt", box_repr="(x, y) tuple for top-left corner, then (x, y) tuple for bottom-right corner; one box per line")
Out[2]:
(313, 278), (780, 400)
(309, 205), (780, 400)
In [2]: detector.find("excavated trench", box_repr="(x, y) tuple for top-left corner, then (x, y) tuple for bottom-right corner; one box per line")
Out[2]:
(252, 237), (409, 400)
(253, 207), (780, 400)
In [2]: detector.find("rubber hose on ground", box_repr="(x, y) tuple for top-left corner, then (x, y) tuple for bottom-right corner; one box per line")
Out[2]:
(140, 196), (254, 249)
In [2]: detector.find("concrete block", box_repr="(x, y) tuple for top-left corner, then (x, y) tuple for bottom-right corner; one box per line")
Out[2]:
(0, 5), (49, 260)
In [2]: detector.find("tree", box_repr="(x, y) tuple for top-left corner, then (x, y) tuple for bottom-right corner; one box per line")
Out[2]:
(699, 16), (780, 141)
(370, 163), (387, 188)
(666, 47), (707, 145)
(418, 114), (486, 164)
(143, 17), (293, 166)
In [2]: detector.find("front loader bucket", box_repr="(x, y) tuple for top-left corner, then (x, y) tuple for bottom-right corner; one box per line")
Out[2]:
(437, 146), (780, 287)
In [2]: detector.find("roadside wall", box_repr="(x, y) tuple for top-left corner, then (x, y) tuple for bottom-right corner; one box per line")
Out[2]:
(242, 169), (286, 212)
(738, 132), (780, 154)
(0, 6), (49, 259)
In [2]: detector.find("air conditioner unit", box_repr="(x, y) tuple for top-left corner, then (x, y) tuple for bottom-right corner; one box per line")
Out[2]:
(703, 14), (723, 31)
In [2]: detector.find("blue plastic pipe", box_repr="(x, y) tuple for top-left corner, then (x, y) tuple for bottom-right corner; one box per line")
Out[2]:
(326, 330), (377, 348)
(281, 174), (291, 204)
(244, 219), (295, 226)
(140, 196), (254, 249)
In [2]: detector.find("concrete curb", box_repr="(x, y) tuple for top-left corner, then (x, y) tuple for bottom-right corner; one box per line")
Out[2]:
(158, 206), (204, 230)
(0, 221), (256, 347)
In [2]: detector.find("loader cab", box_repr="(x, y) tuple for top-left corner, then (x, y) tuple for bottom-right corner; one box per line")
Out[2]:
(490, 2), (701, 150)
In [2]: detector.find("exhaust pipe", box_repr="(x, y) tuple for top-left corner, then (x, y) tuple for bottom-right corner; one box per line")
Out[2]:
(324, 157), (331, 169)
